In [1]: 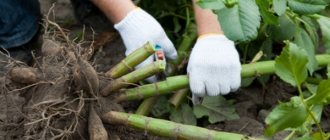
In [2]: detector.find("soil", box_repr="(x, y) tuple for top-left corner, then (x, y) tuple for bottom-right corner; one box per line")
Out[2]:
(0, 1), (329, 140)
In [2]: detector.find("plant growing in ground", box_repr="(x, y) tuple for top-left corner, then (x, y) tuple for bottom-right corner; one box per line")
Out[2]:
(127, 0), (330, 139)
(171, 0), (330, 139)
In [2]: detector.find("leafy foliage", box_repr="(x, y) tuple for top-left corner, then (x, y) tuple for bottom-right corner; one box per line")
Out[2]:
(287, 0), (327, 14)
(275, 42), (308, 87)
(265, 97), (308, 136)
(316, 15), (330, 54)
(193, 96), (239, 123)
(269, 14), (297, 42)
(293, 28), (318, 74)
(197, 0), (225, 10)
(214, 0), (261, 41)
(151, 96), (171, 117)
(306, 79), (330, 105)
(137, 0), (330, 139)
(256, 0), (278, 25)
(273, 0), (287, 15)
(185, 0), (330, 138)
(169, 104), (197, 125)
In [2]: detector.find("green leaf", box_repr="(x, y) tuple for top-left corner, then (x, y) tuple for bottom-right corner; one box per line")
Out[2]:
(288, 0), (327, 14)
(170, 104), (197, 125)
(306, 79), (330, 105)
(273, 0), (287, 16)
(294, 28), (318, 74)
(301, 16), (319, 47)
(215, 0), (261, 42)
(256, 0), (278, 25)
(275, 42), (308, 86)
(265, 97), (308, 136)
(305, 83), (318, 94)
(197, 0), (226, 10)
(308, 105), (323, 124)
(241, 77), (255, 87)
(260, 38), (274, 60)
(311, 132), (324, 140)
(328, 64), (330, 78)
(296, 105), (323, 135)
(193, 96), (239, 124)
(269, 14), (297, 42)
(151, 96), (171, 117)
(316, 15), (330, 54)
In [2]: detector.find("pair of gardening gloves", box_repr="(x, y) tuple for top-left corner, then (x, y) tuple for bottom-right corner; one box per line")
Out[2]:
(114, 8), (241, 103)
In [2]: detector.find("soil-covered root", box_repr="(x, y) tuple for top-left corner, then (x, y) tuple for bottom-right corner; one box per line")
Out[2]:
(21, 38), (92, 139)
(74, 58), (100, 96)
(9, 67), (41, 84)
(89, 104), (109, 140)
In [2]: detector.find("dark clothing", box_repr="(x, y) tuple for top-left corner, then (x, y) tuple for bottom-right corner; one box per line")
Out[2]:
(0, 0), (40, 48)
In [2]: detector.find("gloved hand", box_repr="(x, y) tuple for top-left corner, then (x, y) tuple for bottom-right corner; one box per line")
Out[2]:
(187, 34), (241, 104)
(114, 8), (177, 82)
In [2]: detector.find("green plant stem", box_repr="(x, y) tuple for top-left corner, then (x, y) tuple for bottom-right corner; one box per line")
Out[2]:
(284, 130), (296, 140)
(116, 76), (189, 102)
(102, 60), (165, 96)
(241, 60), (275, 77)
(135, 96), (159, 115)
(167, 23), (197, 75)
(298, 85), (325, 138)
(102, 111), (261, 140)
(173, 25), (197, 65)
(118, 55), (330, 101)
(105, 42), (155, 79)
(169, 88), (189, 108)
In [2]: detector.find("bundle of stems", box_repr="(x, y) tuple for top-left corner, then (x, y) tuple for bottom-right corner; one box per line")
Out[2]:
(102, 60), (165, 96)
(102, 111), (261, 140)
(117, 54), (330, 102)
(105, 42), (155, 79)
(136, 24), (198, 115)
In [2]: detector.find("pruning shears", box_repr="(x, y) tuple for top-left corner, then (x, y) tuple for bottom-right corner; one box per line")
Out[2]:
(154, 44), (166, 63)
(154, 44), (167, 80)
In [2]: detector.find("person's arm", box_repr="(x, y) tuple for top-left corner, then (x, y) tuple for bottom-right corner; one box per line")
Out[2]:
(90, 0), (136, 23)
(89, 0), (177, 82)
(192, 0), (223, 35)
(188, 0), (241, 104)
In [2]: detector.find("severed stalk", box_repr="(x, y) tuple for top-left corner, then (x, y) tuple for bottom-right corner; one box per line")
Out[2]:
(105, 42), (155, 79)
(101, 111), (261, 140)
(102, 60), (165, 96)
(116, 54), (330, 102)
(169, 88), (189, 108)
(135, 96), (159, 115)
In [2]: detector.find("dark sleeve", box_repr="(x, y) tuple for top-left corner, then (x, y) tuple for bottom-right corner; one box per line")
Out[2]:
(0, 0), (40, 48)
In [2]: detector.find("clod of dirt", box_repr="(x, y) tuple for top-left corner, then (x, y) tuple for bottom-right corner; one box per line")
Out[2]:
(235, 101), (258, 119)
(223, 117), (264, 137)
(257, 109), (270, 123)
(9, 67), (40, 84)
(0, 90), (25, 139)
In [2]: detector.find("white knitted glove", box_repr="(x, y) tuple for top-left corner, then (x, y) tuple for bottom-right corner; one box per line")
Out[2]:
(114, 8), (177, 82)
(187, 34), (241, 104)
